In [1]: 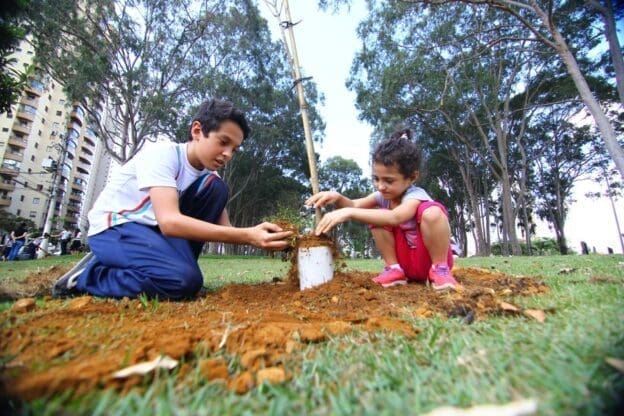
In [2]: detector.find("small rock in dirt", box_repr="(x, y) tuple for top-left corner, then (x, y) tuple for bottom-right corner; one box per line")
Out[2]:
(12, 298), (36, 313)
(331, 296), (339, 303)
(256, 367), (287, 385)
(297, 325), (327, 343)
(227, 371), (255, 394)
(199, 357), (229, 381)
(240, 348), (268, 370)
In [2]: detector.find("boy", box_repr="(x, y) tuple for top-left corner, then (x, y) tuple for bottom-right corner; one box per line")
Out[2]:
(53, 99), (292, 299)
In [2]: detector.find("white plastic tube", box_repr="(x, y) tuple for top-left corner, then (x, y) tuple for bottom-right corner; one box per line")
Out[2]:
(297, 246), (334, 290)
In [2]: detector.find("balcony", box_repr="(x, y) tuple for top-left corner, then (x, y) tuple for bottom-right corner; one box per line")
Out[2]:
(68, 193), (82, 203)
(83, 135), (96, 147)
(80, 145), (94, 156)
(4, 151), (24, 162)
(25, 80), (44, 96)
(0, 181), (15, 192)
(0, 165), (19, 176)
(12, 123), (31, 135)
(70, 106), (84, 126)
(0, 196), (11, 207)
(71, 181), (85, 192)
(66, 203), (80, 214)
(16, 105), (37, 122)
(8, 135), (27, 149)
(20, 94), (39, 107)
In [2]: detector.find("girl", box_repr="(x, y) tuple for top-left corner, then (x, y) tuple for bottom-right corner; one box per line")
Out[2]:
(305, 128), (457, 290)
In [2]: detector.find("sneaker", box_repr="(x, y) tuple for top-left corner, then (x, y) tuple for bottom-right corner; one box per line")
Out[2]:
(52, 252), (94, 298)
(372, 266), (407, 288)
(428, 263), (458, 290)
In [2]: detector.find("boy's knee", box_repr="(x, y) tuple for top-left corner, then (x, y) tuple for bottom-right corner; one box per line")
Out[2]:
(175, 266), (203, 298)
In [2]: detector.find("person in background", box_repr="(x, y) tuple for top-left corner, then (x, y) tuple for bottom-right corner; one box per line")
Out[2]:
(59, 226), (73, 255)
(306, 127), (458, 290)
(52, 98), (292, 300)
(7, 222), (28, 261)
(1, 233), (12, 261)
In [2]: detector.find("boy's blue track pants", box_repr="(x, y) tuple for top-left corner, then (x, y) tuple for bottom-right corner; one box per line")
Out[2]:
(76, 173), (228, 300)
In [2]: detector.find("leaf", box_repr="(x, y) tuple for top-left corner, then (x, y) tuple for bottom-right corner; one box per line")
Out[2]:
(111, 355), (178, 379)
(606, 357), (624, 373)
(422, 399), (538, 416)
(500, 301), (521, 312)
(523, 309), (546, 323)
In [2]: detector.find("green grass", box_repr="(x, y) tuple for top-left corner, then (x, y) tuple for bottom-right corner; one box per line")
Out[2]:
(2, 254), (624, 415)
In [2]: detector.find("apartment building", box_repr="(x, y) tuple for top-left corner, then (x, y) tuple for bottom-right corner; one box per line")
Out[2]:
(0, 39), (110, 234)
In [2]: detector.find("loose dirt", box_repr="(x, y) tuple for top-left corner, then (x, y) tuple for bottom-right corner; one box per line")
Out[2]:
(0, 265), (548, 400)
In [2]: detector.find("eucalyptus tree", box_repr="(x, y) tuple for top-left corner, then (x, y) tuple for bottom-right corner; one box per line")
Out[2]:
(344, 3), (559, 254)
(1, 0), (31, 114)
(320, 0), (624, 182)
(530, 110), (606, 254)
(26, 0), (324, 247)
(26, 0), (260, 162)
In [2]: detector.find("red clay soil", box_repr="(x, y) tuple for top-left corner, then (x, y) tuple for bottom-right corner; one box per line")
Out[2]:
(0, 266), (548, 400)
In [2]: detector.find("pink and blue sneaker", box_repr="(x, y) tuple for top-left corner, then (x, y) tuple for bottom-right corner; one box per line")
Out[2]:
(372, 266), (407, 288)
(428, 263), (458, 290)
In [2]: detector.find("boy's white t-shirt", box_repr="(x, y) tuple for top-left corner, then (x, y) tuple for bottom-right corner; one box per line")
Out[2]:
(87, 141), (209, 237)
(373, 185), (432, 248)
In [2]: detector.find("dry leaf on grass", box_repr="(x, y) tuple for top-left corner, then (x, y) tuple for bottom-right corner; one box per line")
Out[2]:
(606, 357), (624, 373)
(500, 301), (521, 312)
(422, 399), (538, 416)
(112, 355), (178, 379)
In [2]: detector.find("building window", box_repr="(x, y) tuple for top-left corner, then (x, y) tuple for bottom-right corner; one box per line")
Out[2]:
(37, 184), (43, 191)
(23, 182), (28, 188)
(56, 110), (62, 116)
(29, 211), (36, 218)
(30, 155), (35, 162)
(1, 128), (7, 132)
(28, 168), (31, 173)
(20, 195), (24, 202)
(33, 197), (40, 204)
(34, 143), (38, 149)
(16, 209), (20, 216)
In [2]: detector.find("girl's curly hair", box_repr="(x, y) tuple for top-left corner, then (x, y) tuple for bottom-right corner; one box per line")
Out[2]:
(372, 128), (422, 179)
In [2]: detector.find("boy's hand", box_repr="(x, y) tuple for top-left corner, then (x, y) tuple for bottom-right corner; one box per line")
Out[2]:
(305, 191), (342, 208)
(249, 222), (293, 250)
(314, 208), (351, 235)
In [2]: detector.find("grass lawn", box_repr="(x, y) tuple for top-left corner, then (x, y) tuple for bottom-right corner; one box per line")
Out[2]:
(1, 254), (623, 415)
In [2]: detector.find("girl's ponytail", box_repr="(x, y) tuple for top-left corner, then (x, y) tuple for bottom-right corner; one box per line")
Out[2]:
(389, 128), (413, 142)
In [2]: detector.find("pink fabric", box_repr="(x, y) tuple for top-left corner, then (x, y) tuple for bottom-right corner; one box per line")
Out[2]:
(372, 201), (453, 281)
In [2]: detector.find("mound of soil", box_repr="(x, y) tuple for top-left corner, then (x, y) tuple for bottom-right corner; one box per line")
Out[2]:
(0, 266), (548, 400)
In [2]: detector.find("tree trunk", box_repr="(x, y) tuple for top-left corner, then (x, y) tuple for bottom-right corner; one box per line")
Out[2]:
(587, 0), (624, 105)
(531, 0), (624, 181)
(452, 147), (489, 255)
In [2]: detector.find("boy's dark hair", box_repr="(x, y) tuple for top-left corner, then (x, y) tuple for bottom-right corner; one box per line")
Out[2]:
(188, 99), (250, 142)
(372, 128), (422, 179)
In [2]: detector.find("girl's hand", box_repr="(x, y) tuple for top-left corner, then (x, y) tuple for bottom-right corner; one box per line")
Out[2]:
(305, 191), (342, 208)
(314, 208), (351, 235)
